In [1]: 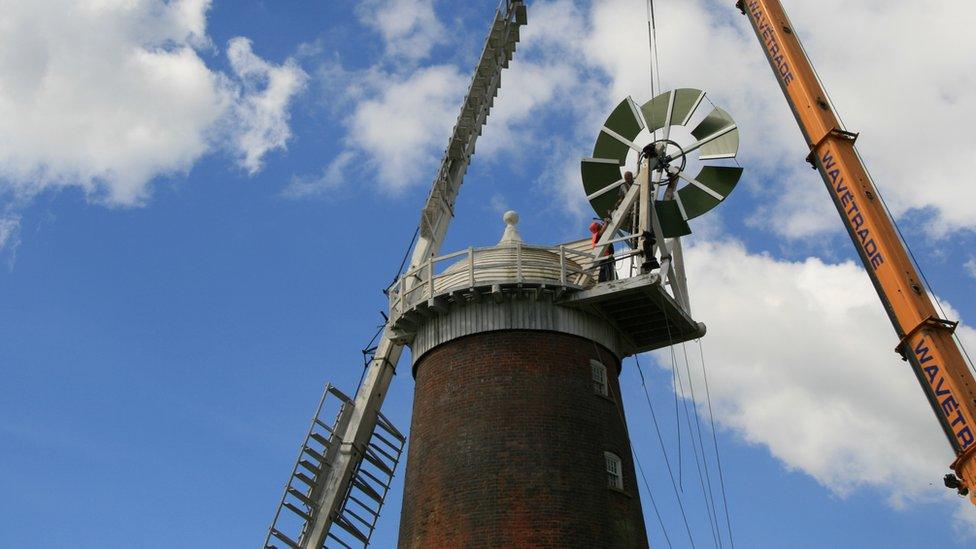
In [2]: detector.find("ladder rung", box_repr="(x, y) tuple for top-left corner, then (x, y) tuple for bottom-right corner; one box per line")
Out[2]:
(299, 460), (320, 476)
(309, 432), (331, 447)
(313, 418), (335, 434)
(347, 494), (380, 517)
(326, 532), (354, 549)
(270, 528), (301, 549)
(375, 413), (406, 442)
(287, 487), (316, 508)
(303, 446), (327, 463)
(326, 385), (353, 403)
(344, 507), (374, 530)
(294, 471), (316, 487)
(283, 502), (312, 522)
(368, 441), (398, 464)
(363, 448), (394, 477)
(334, 515), (369, 543)
(370, 431), (401, 454)
(352, 476), (384, 505)
(357, 467), (391, 491)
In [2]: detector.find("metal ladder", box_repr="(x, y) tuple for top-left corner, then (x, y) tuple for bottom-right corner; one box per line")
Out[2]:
(327, 412), (405, 548)
(265, 384), (405, 549)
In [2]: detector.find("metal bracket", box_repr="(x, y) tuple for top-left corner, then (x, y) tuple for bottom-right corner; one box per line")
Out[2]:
(806, 128), (860, 168)
(895, 315), (959, 359)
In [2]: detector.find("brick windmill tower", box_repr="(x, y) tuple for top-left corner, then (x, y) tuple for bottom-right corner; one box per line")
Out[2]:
(390, 211), (675, 547)
(265, 2), (742, 547)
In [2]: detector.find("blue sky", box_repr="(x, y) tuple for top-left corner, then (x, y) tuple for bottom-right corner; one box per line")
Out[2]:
(1, 0), (975, 547)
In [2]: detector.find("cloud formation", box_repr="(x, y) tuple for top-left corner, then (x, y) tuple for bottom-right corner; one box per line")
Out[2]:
(311, 0), (606, 196)
(226, 37), (308, 175)
(355, 0), (446, 62)
(0, 215), (20, 256)
(659, 239), (976, 507)
(0, 0), (306, 207)
(498, 0), (976, 238)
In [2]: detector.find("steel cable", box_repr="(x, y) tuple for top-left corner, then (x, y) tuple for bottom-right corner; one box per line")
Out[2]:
(594, 341), (677, 548)
(681, 341), (724, 549)
(698, 339), (736, 549)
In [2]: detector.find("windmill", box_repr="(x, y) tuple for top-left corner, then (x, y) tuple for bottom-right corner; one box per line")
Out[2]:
(265, 1), (744, 546)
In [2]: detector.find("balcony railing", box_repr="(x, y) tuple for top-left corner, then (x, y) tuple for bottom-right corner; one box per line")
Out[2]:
(386, 238), (646, 323)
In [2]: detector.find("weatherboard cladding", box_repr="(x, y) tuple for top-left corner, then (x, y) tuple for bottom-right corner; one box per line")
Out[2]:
(409, 295), (624, 369)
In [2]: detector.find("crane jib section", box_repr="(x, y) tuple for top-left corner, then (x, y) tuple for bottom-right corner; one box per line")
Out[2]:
(745, 0), (795, 86)
(741, 0), (976, 502)
(915, 338), (974, 450)
(821, 150), (885, 270)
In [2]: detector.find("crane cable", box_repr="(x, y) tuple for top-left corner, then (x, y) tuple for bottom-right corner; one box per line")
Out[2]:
(698, 339), (736, 549)
(680, 340), (725, 549)
(646, 0), (663, 140)
(646, 0), (663, 98)
(664, 311), (723, 548)
(593, 341), (678, 548)
(633, 352), (697, 548)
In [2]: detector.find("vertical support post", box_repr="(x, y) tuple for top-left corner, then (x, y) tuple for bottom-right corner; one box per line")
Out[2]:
(516, 242), (523, 284)
(670, 237), (691, 314)
(559, 245), (567, 285)
(399, 276), (406, 314)
(427, 256), (434, 300)
(648, 172), (676, 291)
(637, 159), (653, 269)
(468, 246), (475, 288)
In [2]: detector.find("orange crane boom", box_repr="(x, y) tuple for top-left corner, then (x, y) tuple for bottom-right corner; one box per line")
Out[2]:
(738, 0), (976, 503)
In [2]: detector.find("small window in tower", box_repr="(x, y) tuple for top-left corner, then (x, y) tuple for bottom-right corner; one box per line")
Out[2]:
(591, 359), (608, 397)
(605, 451), (623, 490)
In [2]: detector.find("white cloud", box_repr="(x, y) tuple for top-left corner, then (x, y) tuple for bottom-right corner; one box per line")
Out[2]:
(658, 239), (976, 506)
(0, 0), (306, 207)
(355, 0), (445, 62)
(226, 37), (308, 174)
(319, 64), (467, 192)
(310, 0), (605, 197)
(500, 0), (976, 239)
(0, 215), (21, 253)
(318, 0), (976, 238)
(966, 258), (976, 281)
(283, 151), (355, 199)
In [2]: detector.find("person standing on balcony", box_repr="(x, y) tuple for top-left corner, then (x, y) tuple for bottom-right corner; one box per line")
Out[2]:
(590, 220), (616, 282)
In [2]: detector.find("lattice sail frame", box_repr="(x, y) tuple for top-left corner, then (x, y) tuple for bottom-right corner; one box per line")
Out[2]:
(581, 89), (743, 237)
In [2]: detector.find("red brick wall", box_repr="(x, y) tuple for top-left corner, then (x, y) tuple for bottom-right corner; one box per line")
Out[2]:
(398, 330), (649, 548)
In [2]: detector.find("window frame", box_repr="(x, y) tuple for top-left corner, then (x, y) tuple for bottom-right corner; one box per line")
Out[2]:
(590, 359), (609, 397)
(604, 451), (624, 490)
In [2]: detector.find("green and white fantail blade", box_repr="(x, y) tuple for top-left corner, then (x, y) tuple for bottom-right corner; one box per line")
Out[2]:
(606, 96), (644, 137)
(691, 107), (739, 160)
(593, 97), (644, 163)
(641, 88), (706, 134)
(655, 200), (692, 238)
(581, 158), (625, 219)
(653, 166), (741, 238)
(675, 166), (742, 219)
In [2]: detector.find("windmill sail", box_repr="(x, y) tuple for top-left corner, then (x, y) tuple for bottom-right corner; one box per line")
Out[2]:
(265, 2), (527, 548)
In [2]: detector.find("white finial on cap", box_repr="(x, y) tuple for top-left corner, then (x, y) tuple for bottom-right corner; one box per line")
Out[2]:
(499, 210), (523, 244)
